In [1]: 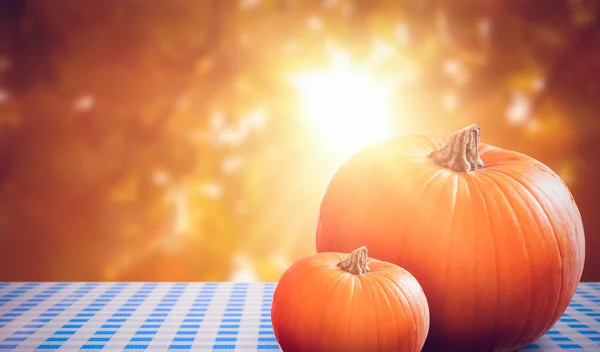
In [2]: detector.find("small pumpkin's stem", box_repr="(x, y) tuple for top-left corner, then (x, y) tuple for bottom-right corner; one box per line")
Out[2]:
(338, 246), (370, 275)
(429, 124), (485, 172)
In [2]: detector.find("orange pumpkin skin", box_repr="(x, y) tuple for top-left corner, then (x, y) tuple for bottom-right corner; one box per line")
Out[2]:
(271, 247), (430, 352)
(315, 127), (585, 352)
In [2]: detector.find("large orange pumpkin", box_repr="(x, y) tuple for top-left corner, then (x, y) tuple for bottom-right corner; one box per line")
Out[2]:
(315, 125), (585, 352)
(271, 246), (430, 352)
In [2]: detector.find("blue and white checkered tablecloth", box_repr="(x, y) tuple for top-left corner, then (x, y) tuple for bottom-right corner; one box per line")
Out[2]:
(0, 282), (598, 351)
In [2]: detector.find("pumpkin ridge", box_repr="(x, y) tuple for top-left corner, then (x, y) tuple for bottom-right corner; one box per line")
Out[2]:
(490, 167), (572, 340)
(478, 170), (540, 350)
(395, 167), (447, 259)
(417, 171), (458, 351)
(271, 260), (310, 344)
(373, 270), (423, 351)
(475, 147), (530, 168)
(362, 271), (380, 350)
(483, 169), (558, 345)
(459, 171), (478, 351)
(457, 174), (477, 351)
(343, 270), (356, 347)
(283, 257), (339, 349)
(313, 271), (346, 351)
(476, 171), (535, 349)
(398, 168), (447, 256)
(370, 272), (402, 349)
(483, 167), (570, 336)
(392, 275), (421, 352)
(468, 172), (500, 351)
(439, 172), (459, 341)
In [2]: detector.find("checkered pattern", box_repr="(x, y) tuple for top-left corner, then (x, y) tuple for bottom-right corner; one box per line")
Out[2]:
(0, 282), (277, 351)
(0, 282), (598, 351)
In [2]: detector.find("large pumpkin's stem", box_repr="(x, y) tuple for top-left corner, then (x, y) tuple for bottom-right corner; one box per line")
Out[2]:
(429, 124), (484, 172)
(338, 246), (370, 275)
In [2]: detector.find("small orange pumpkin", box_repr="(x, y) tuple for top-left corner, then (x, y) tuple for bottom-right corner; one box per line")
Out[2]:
(271, 246), (430, 352)
(316, 124), (586, 351)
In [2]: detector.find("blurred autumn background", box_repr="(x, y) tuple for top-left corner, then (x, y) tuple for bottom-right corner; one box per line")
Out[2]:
(0, 0), (598, 282)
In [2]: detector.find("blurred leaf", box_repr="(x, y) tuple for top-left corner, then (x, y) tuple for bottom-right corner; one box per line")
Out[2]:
(0, 0), (599, 281)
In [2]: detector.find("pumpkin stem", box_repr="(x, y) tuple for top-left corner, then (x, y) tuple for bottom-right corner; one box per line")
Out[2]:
(429, 124), (484, 172)
(338, 246), (371, 275)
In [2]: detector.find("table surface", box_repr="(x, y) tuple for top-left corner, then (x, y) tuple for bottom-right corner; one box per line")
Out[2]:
(0, 282), (598, 351)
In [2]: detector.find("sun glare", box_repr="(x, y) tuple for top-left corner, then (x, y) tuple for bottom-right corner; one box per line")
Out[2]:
(290, 51), (394, 156)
